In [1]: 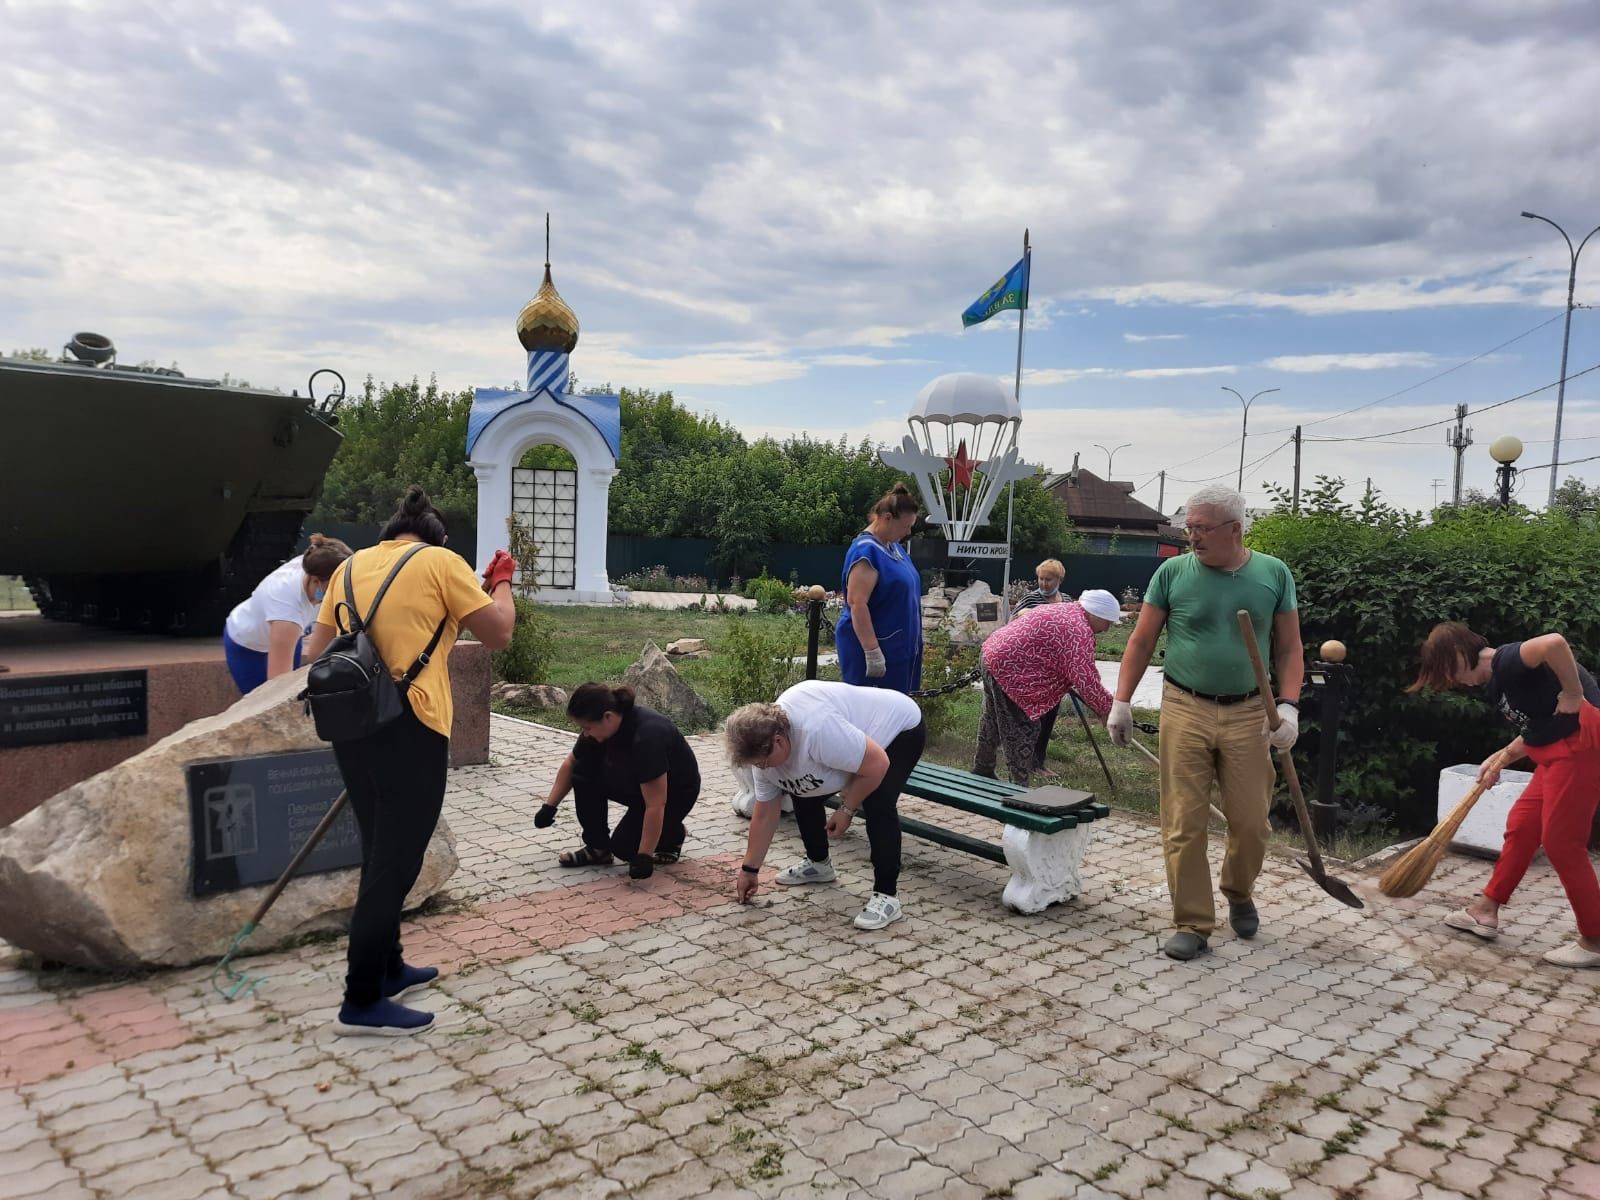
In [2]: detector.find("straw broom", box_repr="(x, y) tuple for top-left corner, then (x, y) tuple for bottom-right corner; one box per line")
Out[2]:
(1377, 761), (1500, 898)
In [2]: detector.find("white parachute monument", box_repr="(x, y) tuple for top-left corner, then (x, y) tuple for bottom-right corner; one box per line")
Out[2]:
(879, 373), (1038, 543)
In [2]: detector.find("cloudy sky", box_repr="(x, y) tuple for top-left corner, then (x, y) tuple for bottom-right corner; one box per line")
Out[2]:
(7, 1), (1600, 513)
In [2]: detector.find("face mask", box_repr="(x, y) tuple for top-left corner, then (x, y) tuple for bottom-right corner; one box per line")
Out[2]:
(312, 587), (326, 602)
(1038, 584), (1059, 597)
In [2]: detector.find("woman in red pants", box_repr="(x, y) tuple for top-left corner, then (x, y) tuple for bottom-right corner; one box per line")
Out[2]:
(1411, 622), (1600, 967)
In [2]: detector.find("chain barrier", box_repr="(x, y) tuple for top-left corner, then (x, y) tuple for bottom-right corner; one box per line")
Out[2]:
(908, 668), (982, 699)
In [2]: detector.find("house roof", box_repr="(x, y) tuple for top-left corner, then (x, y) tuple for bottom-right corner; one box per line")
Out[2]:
(1043, 467), (1169, 527)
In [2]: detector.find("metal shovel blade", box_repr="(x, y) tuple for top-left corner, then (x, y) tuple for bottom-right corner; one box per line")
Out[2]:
(1296, 857), (1365, 909)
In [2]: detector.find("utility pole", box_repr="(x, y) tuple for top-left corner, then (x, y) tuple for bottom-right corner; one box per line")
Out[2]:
(1291, 425), (1302, 514)
(1365, 477), (1374, 502)
(1157, 469), (1166, 515)
(1445, 403), (1473, 505)
(1431, 479), (1444, 508)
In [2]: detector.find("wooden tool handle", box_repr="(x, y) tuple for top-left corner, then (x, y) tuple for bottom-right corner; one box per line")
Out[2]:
(1236, 610), (1325, 874)
(249, 789), (351, 926)
(1235, 610), (1281, 728)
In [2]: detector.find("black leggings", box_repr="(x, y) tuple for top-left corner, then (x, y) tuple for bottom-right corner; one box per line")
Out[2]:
(572, 770), (697, 859)
(332, 703), (449, 1007)
(791, 718), (926, 896)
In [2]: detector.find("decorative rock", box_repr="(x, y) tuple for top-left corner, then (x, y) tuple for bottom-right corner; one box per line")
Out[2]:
(495, 683), (569, 709)
(623, 642), (713, 729)
(945, 580), (1005, 644)
(665, 638), (708, 657)
(0, 671), (457, 971)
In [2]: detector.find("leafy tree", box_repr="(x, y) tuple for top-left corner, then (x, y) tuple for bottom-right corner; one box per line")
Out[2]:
(1551, 475), (1600, 523)
(310, 376), (477, 528)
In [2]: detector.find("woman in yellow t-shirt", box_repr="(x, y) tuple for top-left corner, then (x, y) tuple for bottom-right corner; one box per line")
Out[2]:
(303, 486), (515, 1036)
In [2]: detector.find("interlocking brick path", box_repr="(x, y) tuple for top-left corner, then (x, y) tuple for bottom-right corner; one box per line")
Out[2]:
(3, 712), (1599, 1198)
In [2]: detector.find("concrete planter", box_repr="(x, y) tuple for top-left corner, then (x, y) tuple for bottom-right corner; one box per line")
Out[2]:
(1437, 763), (1532, 856)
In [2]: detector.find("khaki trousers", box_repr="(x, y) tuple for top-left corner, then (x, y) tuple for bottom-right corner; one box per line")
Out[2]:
(1158, 682), (1274, 937)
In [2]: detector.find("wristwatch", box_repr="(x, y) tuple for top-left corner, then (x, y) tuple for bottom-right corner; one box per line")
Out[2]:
(740, 863), (760, 875)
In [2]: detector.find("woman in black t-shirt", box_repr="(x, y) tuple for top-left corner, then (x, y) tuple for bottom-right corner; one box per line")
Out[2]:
(535, 684), (700, 879)
(1411, 622), (1600, 968)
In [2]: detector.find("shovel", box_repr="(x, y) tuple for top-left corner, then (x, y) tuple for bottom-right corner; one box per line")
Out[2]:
(1236, 610), (1363, 910)
(210, 789), (352, 1000)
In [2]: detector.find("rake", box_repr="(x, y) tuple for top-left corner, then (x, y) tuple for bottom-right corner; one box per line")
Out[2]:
(1378, 772), (1496, 899)
(210, 789), (351, 1000)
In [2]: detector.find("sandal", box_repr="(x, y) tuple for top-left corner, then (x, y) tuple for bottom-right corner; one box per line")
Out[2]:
(1443, 908), (1499, 940)
(558, 845), (614, 868)
(653, 847), (682, 866)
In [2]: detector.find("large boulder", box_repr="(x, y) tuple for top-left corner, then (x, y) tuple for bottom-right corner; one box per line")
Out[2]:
(0, 671), (457, 971)
(946, 580), (1005, 644)
(623, 641), (713, 729)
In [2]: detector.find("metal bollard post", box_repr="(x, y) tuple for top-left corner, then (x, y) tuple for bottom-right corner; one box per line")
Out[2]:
(806, 598), (822, 680)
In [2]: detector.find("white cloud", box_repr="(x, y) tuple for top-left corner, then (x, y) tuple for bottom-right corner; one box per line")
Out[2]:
(1264, 352), (1438, 373)
(1122, 333), (1187, 342)
(1125, 365), (1240, 379)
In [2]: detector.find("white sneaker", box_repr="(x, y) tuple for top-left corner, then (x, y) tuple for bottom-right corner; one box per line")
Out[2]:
(730, 790), (794, 819)
(775, 859), (836, 886)
(854, 893), (903, 930)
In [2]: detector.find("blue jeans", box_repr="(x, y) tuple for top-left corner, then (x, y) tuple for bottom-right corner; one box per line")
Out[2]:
(223, 628), (302, 694)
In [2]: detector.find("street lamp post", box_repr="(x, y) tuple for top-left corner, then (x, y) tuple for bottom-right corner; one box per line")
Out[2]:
(1092, 442), (1131, 477)
(1490, 435), (1523, 508)
(1221, 386), (1280, 491)
(1521, 211), (1600, 507)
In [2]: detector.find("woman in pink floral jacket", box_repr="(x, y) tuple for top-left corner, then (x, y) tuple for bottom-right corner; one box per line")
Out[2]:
(973, 589), (1124, 784)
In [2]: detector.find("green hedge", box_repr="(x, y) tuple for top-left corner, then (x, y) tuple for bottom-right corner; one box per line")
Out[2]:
(1247, 486), (1600, 831)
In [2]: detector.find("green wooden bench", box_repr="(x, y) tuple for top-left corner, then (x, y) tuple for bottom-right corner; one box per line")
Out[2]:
(819, 761), (1111, 913)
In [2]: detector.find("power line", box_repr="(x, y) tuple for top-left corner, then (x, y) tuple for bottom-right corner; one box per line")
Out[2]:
(1302, 361), (1600, 444)
(1167, 438), (1292, 485)
(1257, 312), (1566, 436)
(1131, 314), (1576, 484)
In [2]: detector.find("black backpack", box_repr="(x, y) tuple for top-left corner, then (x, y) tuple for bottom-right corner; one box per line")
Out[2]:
(301, 544), (447, 743)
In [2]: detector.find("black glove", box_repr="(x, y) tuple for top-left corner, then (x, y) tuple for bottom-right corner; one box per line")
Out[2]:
(534, 804), (557, 829)
(628, 854), (655, 880)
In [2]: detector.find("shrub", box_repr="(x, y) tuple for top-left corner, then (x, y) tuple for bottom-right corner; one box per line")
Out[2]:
(492, 597), (556, 684)
(915, 627), (981, 742)
(614, 565), (715, 593)
(745, 573), (796, 614)
(714, 615), (806, 710)
(1247, 477), (1600, 832)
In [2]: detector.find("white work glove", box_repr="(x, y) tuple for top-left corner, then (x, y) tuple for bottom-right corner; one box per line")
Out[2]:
(1265, 703), (1299, 750)
(864, 645), (887, 678)
(1106, 700), (1133, 747)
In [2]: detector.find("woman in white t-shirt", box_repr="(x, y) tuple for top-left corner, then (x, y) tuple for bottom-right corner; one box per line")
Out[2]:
(724, 680), (926, 930)
(222, 534), (352, 693)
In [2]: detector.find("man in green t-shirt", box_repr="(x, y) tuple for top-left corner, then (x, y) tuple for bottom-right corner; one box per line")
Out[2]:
(1107, 485), (1304, 960)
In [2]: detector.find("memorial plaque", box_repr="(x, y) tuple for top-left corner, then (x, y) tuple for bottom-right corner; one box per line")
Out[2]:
(975, 602), (1000, 622)
(186, 749), (362, 897)
(0, 669), (148, 748)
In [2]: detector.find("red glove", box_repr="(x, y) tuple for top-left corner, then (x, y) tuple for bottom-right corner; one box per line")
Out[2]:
(482, 549), (517, 592)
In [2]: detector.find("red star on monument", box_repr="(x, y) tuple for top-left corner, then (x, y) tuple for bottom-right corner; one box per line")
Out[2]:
(945, 439), (981, 489)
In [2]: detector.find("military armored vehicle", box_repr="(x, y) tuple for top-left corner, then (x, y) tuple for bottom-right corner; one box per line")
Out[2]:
(1, 333), (344, 635)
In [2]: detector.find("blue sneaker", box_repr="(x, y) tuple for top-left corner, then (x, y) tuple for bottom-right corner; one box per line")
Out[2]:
(334, 998), (434, 1037)
(383, 963), (440, 1000)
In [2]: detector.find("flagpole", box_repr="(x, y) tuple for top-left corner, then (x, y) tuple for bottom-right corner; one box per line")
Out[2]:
(1001, 229), (1028, 624)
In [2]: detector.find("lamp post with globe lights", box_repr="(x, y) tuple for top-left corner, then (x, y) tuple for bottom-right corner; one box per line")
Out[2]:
(1490, 435), (1523, 509)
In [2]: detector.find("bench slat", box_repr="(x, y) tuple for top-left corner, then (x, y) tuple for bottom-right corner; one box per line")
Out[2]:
(819, 797), (1008, 865)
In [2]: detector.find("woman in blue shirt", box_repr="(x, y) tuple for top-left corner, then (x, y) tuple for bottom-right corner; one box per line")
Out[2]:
(835, 483), (923, 693)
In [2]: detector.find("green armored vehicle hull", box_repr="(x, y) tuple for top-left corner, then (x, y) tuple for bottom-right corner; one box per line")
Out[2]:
(1, 334), (343, 635)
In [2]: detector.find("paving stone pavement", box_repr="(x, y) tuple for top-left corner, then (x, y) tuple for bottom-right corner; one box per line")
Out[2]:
(4, 712), (1600, 1199)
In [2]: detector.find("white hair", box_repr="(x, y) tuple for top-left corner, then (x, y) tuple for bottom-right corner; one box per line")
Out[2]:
(1184, 485), (1246, 524)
